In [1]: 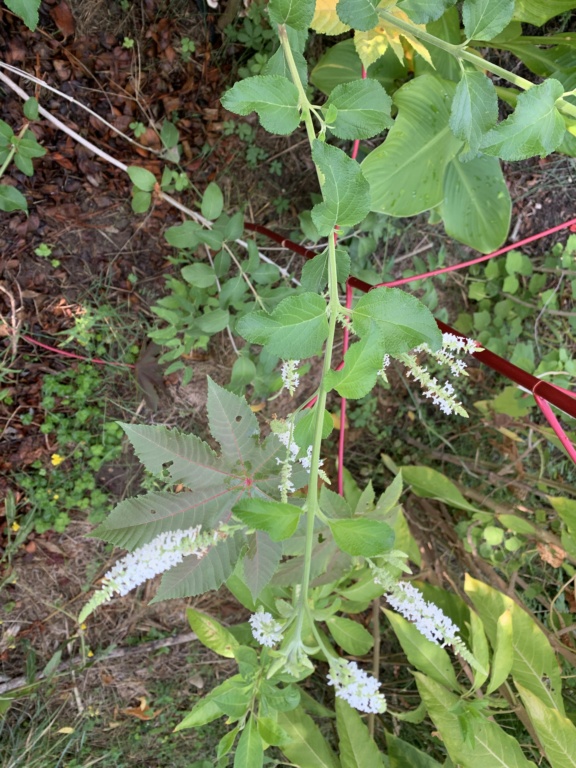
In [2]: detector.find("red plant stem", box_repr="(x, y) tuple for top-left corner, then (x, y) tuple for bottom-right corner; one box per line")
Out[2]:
(21, 334), (135, 369)
(338, 282), (354, 496)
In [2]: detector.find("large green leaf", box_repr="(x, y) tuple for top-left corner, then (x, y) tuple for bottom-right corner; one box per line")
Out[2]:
(336, 0), (379, 31)
(278, 706), (341, 767)
(352, 288), (442, 355)
(237, 292), (329, 358)
(268, 0), (315, 29)
(513, 0), (576, 26)
(415, 673), (537, 767)
(310, 39), (407, 96)
(386, 731), (444, 767)
(465, 575), (564, 712)
(397, 0), (456, 23)
(326, 616), (374, 656)
(186, 608), (240, 658)
(384, 609), (460, 691)
(441, 154), (511, 253)
(235, 715), (264, 768)
(480, 79), (566, 160)
(324, 338), (383, 399)
(402, 466), (482, 513)
(4, 0), (40, 29)
(301, 247), (351, 292)
(449, 70), (498, 155)
(233, 499), (302, 541)
(324, 80), (393, 139)
(462, 0), (514, 41)
(242, 531), (282, 601)
(335, 699), (386, 768)
(221, 75), (300, 135)
(0, 184), (28, 213)
(362, 75), (462, 216)
(329, 518), (395, 557)
(517, 684), (576, 768)
(311, 141), (371, 234)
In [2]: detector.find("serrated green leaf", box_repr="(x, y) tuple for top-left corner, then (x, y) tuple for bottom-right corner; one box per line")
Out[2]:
(221, 75), (300, 135)
(329, 518), (394, 557)
(465, 575), (564, 712)
(324, 337), (383, 399)
(277, 706), (340, 768)
(351, 288), (441, 355)
(441, 154), (511, 253)
(233, 499), (302, 541)
(326, 616), (374, 655)
(4, 0), (39, 29)
(324, 80), (393, 139)
(0, 184), (28, 213)
(336, 0), (379, 31)
(186, 608), (240, 658)
(268, 0), (315, 29)
(487, 609), (513, 694)
(242, 531), (282, 601)
(237, 293), (329, 358)
(153, 533), (245, 601)
(397, 0), (457, 24)
(301, 247), (350, 292)
(311, 141), (371, 235)
(201, 182), (224, 220)
(384, 609), (460, 691)
(235, 715), (264, 768)
(402, 466), (482, 513)
(127, 165), (156, 192)
(449, 70), (498, 155)
(516, 684), (576, 768)
(462, 0), (514, 41)
(335, 699), (385, 768)
(206, 377), (259, 464)
(480, 79), (566, 160)
(362, 75), (461, 216)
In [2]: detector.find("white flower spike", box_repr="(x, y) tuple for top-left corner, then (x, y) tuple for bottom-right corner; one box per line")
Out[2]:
(249, 609), (284, 648)
(327, 659), (387, 714)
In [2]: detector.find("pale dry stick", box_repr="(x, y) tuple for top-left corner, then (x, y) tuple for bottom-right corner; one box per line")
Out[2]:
(0, 282), (21, 356)
(0, 68), (299, 285)
(0, 62), (163, 156)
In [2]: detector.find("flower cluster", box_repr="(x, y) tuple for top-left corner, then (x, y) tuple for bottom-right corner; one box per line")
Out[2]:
(273, 419), (327, 499)
(281, 359), (300, 395)
(386, 581), (459, 647)
(399, 332), (479, 417)
(79, 526), (224, 622)
(249, 609), (284, 648)
(327, 659), (387, 714)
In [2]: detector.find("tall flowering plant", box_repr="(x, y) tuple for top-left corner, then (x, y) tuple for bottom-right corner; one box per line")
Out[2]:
(78, 0), (576, 765)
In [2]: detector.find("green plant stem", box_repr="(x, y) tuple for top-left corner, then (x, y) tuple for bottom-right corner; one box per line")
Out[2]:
(278, 25), (317, 151)
(378, 9), (576, 120)
(295, 233), (340, 629)
(0, 145), (16, 177)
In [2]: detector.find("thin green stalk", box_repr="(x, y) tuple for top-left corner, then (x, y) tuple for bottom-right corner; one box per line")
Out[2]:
(278, 25), (317, 149)
(0, 145), (16, 177)
(295, 233), (340, 624)
(378, 9), (576, 120)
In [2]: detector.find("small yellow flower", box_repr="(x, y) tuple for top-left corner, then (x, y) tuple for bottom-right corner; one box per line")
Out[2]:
(51, 453), (65, 467)
(11, 522), (20, 532)
(53, 494), (59, 500)
(87, 650), (94, 658)
(80, 623), (87, 631)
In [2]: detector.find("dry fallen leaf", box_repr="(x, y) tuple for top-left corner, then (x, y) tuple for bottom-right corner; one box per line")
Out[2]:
(537, 541), (566, 568)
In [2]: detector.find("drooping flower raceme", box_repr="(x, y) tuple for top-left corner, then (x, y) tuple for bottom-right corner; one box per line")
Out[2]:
(273, 419), (327, 500)
(79, 526), (224, 622)
(382, 332), (479, 417)
(386, 581), (459, 647)
(327, 659), (387, 714)
(249, 609), (284, 648)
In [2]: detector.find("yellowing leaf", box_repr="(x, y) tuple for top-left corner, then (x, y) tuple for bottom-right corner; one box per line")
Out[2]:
(311, 0), (350, 34)
(355, 3), (433, 68)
